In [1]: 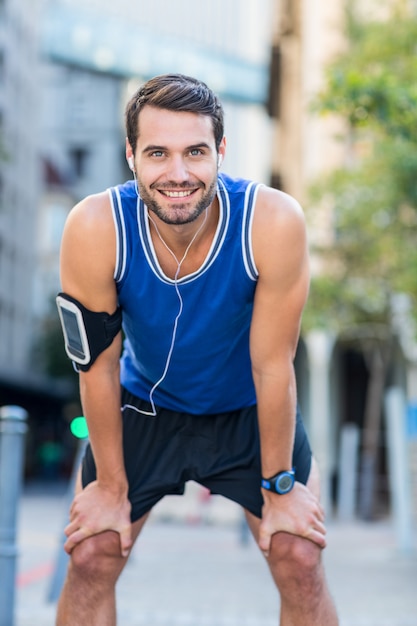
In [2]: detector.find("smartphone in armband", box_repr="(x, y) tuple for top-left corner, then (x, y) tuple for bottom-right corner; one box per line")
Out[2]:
(56, 294), (91, 366)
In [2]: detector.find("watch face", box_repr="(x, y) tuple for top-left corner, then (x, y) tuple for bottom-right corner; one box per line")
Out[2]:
(276, 473), (294, 493)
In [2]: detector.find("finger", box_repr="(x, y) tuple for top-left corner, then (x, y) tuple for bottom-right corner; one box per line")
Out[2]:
(306, 497), (325, 524)
(317, 503), (326, 522)
(69, 498), (79, 517)
(64, 528), (90, 554)
(306, 492), (325, 521)
(64, 520), (80, 537)
(302, 514), (327, 541)
(119, 526), (133, 558)
(305, 528), (327, 549)
(314, 519), (327, 536)
(258, 526), (272, 558)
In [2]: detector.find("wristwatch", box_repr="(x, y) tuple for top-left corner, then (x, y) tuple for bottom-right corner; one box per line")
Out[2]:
(261, 469), (295, 495)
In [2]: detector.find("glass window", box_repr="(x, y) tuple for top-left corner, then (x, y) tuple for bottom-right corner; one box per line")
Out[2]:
(69, 147), (89, 179)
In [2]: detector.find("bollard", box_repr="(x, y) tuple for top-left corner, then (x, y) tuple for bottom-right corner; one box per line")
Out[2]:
(0, 405), (28, 626)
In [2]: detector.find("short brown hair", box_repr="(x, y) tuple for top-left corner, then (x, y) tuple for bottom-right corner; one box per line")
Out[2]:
(125, 74), (224, 154)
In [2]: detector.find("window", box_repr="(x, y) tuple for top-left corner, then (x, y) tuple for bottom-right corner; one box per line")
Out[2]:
(69, 147), (89, 179)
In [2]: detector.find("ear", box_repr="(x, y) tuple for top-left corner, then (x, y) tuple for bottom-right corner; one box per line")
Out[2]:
(126, 139), (135, 171)
(217, 136), (226, 167)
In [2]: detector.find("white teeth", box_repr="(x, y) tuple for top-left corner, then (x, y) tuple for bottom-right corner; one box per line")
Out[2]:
(163, 190), (194, 198)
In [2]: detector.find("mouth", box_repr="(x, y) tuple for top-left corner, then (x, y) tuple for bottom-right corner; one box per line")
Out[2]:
(159, 189), (196, 199)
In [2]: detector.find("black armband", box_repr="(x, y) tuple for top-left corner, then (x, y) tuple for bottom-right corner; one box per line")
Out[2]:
(56, 292), (122, 372)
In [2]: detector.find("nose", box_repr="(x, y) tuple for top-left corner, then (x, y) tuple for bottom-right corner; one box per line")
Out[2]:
(166, 155), (188, 182)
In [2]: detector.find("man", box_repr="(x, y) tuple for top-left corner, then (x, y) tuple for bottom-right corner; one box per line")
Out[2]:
(56, 73), (338, 625)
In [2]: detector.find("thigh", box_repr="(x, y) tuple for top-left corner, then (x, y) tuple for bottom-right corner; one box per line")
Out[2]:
(200, 405), (312, 519)
(80, 390), (190, 522)
(68, 466), (150, 582)
(244, 456), (321, 533)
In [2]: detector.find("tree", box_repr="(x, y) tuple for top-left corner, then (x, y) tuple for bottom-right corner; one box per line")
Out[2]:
(303, 1), (417, 518)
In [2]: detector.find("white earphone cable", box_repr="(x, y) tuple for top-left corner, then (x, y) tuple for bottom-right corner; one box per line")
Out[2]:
(122, 186), (208, 417)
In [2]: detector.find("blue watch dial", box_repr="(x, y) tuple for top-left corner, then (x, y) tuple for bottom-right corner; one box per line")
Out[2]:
(262, 469), (295, 494)
(274, 472), (294, 494)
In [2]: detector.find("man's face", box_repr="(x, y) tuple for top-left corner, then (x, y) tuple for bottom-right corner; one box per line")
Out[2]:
(130, 106), (225, 225)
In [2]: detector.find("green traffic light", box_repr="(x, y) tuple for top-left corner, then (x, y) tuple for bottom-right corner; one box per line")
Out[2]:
(70, 416), (89, 439)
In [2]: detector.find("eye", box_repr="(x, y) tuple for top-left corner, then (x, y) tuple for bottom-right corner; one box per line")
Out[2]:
(189, 148), (204, 156)
(150, 150), (164, 158)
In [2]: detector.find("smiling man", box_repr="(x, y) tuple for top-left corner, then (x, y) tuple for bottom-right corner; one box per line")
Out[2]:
(55, 73), (338, 626)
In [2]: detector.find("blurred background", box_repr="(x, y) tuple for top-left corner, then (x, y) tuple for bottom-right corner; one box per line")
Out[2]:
(0, 0), (416, 533)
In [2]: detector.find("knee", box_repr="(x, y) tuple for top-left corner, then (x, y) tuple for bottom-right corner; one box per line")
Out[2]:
(268, 532), (322, 590)
(69, 531), (125, 581)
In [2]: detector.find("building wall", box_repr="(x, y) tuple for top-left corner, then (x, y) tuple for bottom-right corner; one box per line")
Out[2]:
(270, 0), (347, 203)
(39, 63), (125, 198)
(0, 0), (42, 374)
(54, 0), (272, 65)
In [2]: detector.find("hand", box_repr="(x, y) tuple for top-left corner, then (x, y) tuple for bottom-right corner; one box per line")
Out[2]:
(258, 482), (326, 557)
(64, 480), (133, 557)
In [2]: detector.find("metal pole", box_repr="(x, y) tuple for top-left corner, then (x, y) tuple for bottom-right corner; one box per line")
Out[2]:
(337, 423), (360, 520)
(0, 405), (28, 626)
(384, 387), (413, 554)
(306, 330), (335, 516)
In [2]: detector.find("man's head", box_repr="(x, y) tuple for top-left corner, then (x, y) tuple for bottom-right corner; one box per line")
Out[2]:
(125, 73), (224, 157)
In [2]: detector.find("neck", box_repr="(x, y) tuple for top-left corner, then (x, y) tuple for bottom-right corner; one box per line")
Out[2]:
(147, 207), (210, 272)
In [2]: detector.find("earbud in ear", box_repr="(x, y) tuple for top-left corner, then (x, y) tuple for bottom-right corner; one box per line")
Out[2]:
(217, 154), (223, 168)
(128, 156), (134, 171)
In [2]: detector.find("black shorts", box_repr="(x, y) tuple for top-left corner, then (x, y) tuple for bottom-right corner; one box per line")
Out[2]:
(81, 388), (312, 522)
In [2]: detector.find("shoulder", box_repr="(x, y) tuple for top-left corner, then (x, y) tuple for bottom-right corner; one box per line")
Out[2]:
(254, 185), (305, 230)
(252, 186), (308, 278)
(62, 190), (117, 265)
(65, 180), (136, 239)
(64, 190), (113, 235)
(60, 190), (117, 306)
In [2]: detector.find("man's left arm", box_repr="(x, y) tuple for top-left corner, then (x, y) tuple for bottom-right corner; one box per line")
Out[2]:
(250, 186), (326, 556)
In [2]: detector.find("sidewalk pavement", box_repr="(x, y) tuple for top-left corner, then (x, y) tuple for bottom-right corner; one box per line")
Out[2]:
(14, 480), (417, 626)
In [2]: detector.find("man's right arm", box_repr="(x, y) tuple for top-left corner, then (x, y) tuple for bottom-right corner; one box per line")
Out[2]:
(59, 193), (132, 557)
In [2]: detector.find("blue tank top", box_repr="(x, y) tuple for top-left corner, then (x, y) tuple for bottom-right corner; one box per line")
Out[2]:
(109, 173), (261, 414)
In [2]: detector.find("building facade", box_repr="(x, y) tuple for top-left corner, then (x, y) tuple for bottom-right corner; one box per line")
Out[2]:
(0, 0), (41, 376)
